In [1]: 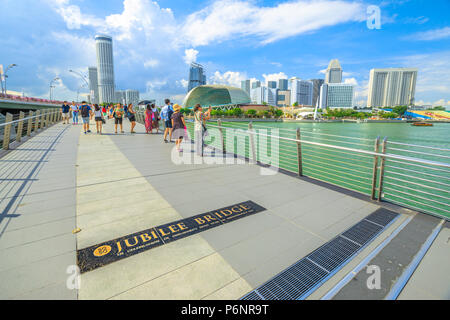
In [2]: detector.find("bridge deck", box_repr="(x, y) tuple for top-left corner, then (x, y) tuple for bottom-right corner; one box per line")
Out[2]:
(0, 118), (448, 300)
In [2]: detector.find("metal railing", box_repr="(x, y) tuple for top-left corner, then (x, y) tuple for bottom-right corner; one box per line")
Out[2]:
(178, 118), (449, 221)
(0, 109), (62, 150)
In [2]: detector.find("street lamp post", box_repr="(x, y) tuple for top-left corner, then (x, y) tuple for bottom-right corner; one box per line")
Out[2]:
(69, 69), (90, 103)
(2, 64), (18, 94)
(49, 77), (61, 101)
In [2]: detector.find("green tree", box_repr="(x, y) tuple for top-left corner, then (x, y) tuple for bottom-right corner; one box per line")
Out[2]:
(293, 102), (299, 107)
(232, 108), (243, 117)
(245, 109), (257, 117)
(393, 106), (408, 116)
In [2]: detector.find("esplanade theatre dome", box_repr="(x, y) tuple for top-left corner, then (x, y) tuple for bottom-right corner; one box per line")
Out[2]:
(182, 85), (251, 108)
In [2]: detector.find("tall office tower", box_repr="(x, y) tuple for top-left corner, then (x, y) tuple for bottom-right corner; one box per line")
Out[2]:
(188, 62), (206, 92)
(88, 67), (99, 104)
(125, 90), (140, 106)
(251, 80), (261, 89)
(278, 79), (288, 91)
(325, 83), (354, 109)
(115, 90), (126, 104)
(289, 78), (313, 106)
(267, 81), (277, 89)
(95, 35), (115, 104)
(325, 59), (343, 84)
(367, 68), (418, 108)
(309, 79), (324, 106)
(250, 86), (274, 105)
(241, 80), (251, 96)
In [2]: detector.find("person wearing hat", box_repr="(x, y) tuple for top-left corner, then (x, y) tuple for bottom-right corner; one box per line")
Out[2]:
(171, 104), (186, 152)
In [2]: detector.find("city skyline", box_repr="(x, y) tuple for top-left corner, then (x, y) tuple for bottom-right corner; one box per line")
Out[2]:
(1, 0), (449, 107)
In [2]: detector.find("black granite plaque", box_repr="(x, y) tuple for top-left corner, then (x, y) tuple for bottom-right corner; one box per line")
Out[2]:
(77, 201), (266, 273)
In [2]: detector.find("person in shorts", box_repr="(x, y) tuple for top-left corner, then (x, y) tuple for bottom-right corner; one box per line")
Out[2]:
(61, 101), (70, 124)
(80, 102), (92, 134)
(171, 104), (186, 152)
(114, 103), (124, 134)
(161, 99), (173, 143)
(127, 104), (136, 134)
(94, 104), (104, 134)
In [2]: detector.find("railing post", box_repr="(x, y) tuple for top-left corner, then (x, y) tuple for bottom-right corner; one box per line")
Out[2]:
(2, 113), (13, 150)
(16, 111), (25, 143)
(51, 109), (55, 124)
(377, 137), (388, 202)
(42, 109), (48, 128)
(34, 110), (40, 132)
(45, 109), (50, 127)
(371, 136), (380, 200)
(296, 128), (303, 176)
(27, 111), (34, 136)
(218, 119), (226, 154)
(248, 122), (257, 164)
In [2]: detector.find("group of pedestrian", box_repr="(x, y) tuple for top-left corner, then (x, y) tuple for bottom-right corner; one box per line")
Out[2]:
(61, 101), (137, 135)
(61, 99), (212, 156)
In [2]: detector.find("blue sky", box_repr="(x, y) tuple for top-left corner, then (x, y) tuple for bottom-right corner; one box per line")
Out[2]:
(1, 0), (449, 106)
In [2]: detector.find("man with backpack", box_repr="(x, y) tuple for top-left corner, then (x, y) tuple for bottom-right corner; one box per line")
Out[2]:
(80, 101), (92, 134)
(161, 99), (174, 143)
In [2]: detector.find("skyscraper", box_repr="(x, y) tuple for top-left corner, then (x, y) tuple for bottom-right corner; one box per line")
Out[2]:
(88, 67), (99, 104)
(289, 78), (313, 106)
(126, 90), (140, 106)
(309, 79), (324, 106)
(188, 62), (206, 92)
(323, 83), (354, 109)
(115, 90), (126, 104)
(325, 59), (343, 84)
(251, 80), (261, 89)
(95, 35), (115, 104)
(267, 81), (277, 89)
(278, 79), (288, 91)
(367, 68), (418, 108)
(241, 80), (250, 96)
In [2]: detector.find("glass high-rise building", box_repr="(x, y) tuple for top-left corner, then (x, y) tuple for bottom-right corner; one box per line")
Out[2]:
(309, 79), (324, 106)
(88, 67), (99, 104)
(325, 59), (343, 84)
(267, 81), (277, 89)
(126, 90), (140, 106)
(278, 79), (288, 91)
(324, 83), (354, 109)
(95, 35), (115, 104)
(241, 80), (250, 96)
(251, 80), (261, 89)
(367, 68), (418, 108)
(289, 78), (313, 106)
(188, 63), (206, 92)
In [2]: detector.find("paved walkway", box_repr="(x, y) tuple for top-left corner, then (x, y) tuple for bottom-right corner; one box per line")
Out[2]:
(0, 117), (448, 300)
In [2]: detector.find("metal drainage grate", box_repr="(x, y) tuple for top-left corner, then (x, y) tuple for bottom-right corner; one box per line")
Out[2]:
(241, 208), (399, 300)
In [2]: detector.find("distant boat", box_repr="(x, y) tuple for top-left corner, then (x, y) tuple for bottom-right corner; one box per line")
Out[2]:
(411, 122), (433, 127)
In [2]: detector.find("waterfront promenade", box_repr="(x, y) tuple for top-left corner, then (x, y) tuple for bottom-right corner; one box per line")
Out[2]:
(0, 118), (448, 300)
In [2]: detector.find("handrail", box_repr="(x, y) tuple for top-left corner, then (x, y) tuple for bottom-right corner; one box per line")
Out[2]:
(0, 111), (58, 128)
(205, 123), (450, 169)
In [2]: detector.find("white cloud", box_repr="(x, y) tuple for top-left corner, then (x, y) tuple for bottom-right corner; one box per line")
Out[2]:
(343, 77), (358, 86)
(144, 59), (159, 68)
(262, 72), (288, 85)
(405, 27), (450, 41)
(181, 0), (366, 46)
(183, 49), (199, 65)
(210, 71), (248, 87)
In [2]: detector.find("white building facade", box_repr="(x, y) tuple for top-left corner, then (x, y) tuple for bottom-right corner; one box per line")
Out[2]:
(367, 68), (418, 108)
(326, 83), (354, 109)
(126, 90), (140, 106)
(88, 66), (99, 104)
(289, 78), (313, 106)
(325, 59), (343, 84)
(95, 35), (115, 104)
